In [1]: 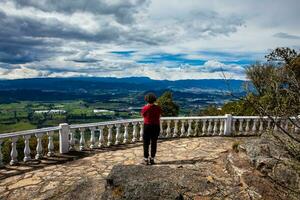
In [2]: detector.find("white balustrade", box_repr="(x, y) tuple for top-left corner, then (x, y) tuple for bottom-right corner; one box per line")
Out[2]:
(238, 119), (244, 135)
(252, 119), (257, 134)
(69, 130), (75, 150)
(10, 137), (18, 165)
(232, 119), (236, 133)
(173, 120), (179, 137)
(202, 120), (207, 136)
(194, 120), (199, 136)
(35, 134), (43, 159)
(160, 121), (164, 137)
(98, 126), (104, 147)
(259, 120), (264, 133)
(180, 120), (186, 137)
(166, 121), (171, 138)
(123, 123), (129, 143)
(245, 119), (250, 134)
(132, 123), (138, 142)
(107, 125), (113, 146)
(284, 120), (289, 131)
(23, 135), (31, 162)
(90, 128), (96, 149)
(47, 131), (54, 156)
(115, 124), (121, 145)
(187, 120), (193, 137)
(79, 128), (86, 151)
(267, 120), (271, 130)
(0, 115), (298, 166)
(139, 122), (144, 141)
(207, 119), (213, 135)
(213, 119), (218, 136)
(219, 119), (224, 136)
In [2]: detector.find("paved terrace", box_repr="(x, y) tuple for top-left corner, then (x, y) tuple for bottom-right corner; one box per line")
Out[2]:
(1, 115), (296, 199)
(0, 137), (284, 200)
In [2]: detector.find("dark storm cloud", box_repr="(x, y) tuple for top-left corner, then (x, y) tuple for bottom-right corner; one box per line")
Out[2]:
(14, 0), (148, 24)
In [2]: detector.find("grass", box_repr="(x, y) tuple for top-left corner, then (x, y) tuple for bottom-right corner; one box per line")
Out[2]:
(0, 121), (36, 133)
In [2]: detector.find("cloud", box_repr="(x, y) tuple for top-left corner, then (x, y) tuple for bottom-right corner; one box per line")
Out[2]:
(0, 0), (299, 80)
(273, 32), (300, 40)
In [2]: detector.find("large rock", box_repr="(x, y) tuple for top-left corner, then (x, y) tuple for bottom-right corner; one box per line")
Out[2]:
(240, 137), (300, 197)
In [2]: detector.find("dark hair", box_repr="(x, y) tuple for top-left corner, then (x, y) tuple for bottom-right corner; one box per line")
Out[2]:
(144, 93), (157, 104)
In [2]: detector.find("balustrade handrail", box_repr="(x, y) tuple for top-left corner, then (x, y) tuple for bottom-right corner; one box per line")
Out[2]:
(0, 114), (299, 166)
(1, 115), (298, 139)
(0, 126), (60, 139)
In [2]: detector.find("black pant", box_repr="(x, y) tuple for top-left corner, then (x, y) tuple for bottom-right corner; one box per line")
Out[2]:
(143, 124), (160, 158)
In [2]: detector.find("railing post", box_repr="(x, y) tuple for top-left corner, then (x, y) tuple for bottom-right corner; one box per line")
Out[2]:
(59, 123), (70, 154)
(224, 114), (232, 136)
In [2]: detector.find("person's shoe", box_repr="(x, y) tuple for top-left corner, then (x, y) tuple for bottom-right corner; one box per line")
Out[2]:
(149, 157), (155, 165)
(142, 158), (149, 165)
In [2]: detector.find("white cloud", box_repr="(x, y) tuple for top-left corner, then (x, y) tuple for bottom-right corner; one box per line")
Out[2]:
(0, 0), (299, 80)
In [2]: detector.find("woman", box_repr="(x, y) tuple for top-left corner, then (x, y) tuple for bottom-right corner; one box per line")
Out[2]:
(141, 93), (162, 165)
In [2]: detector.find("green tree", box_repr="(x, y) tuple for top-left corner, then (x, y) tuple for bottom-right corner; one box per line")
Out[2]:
(157, 91), (179, 116)
(246, 47), (300, 159)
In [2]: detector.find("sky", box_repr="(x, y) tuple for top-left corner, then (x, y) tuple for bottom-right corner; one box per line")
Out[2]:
(0, 0), (299, 80)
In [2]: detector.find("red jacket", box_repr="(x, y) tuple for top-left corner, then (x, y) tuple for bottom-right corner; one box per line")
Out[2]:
(141, 104), (162, 125)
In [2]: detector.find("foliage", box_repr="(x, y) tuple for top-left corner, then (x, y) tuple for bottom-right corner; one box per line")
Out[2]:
(157, 91), (179, 116)
(246, 47), (300, 160)
(199, 98), (257, 116)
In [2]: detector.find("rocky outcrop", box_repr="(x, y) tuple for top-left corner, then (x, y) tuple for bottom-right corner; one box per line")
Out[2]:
(240, 137), (300, 197)
(102, 150), (292, 200)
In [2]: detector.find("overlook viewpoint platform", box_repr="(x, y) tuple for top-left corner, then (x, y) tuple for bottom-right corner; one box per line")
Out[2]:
(0, 115), (298, 199)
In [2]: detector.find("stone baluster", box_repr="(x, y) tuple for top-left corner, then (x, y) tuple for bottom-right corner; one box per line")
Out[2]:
(284, 120), (289, 131)
(259, 120), (264, 133)
(160, 121), (164, 137)
(115, 124), (121, 145)
(173, 120), (179, 137)
(238, 119), (244, 135)
(219, 119), (224, 136)
(35, 134), (43, 159)
(213, 119), (218, 136)
(274, 120), (278, 132)
(267, 120), (271, 130)
(107, 125), (113, 146)
(79, 128), (86, 151)
(180, 120), (186, 137)
(280, 120), (285, 130)
(132, 122), (138, 142)
(23, 135), (31, 162)
(187, 120), (193, 137)
(98, 126), (104, 147)
(89, 127), (96, 149)
(10, 137), (18, 165)
(123, 123), (129, 143)
(47, 131), (54, 156)
(252, 119), (257, 134)
(202, 120), (207, 136)
(0, 140), (3, 167)
(194, 120), (199, 136)
(232, 119), (236, 133)
(207, 119), (213, 135)
(166, 121), (171, 138)
(245, 119), (250, 134)
(139, 122), (144, 141)
(69, 130), (75, 150)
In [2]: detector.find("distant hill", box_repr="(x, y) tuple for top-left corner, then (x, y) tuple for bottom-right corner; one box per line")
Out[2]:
(0, 77), (246, 92)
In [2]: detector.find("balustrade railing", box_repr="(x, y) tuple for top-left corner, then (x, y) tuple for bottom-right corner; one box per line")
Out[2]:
(0, 115), (299, 167)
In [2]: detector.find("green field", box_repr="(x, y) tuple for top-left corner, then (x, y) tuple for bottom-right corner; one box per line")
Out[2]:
(0, 100), (141, 134)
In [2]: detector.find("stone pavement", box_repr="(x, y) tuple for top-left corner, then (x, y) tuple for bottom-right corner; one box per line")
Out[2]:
(0, 137), (270, 199)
